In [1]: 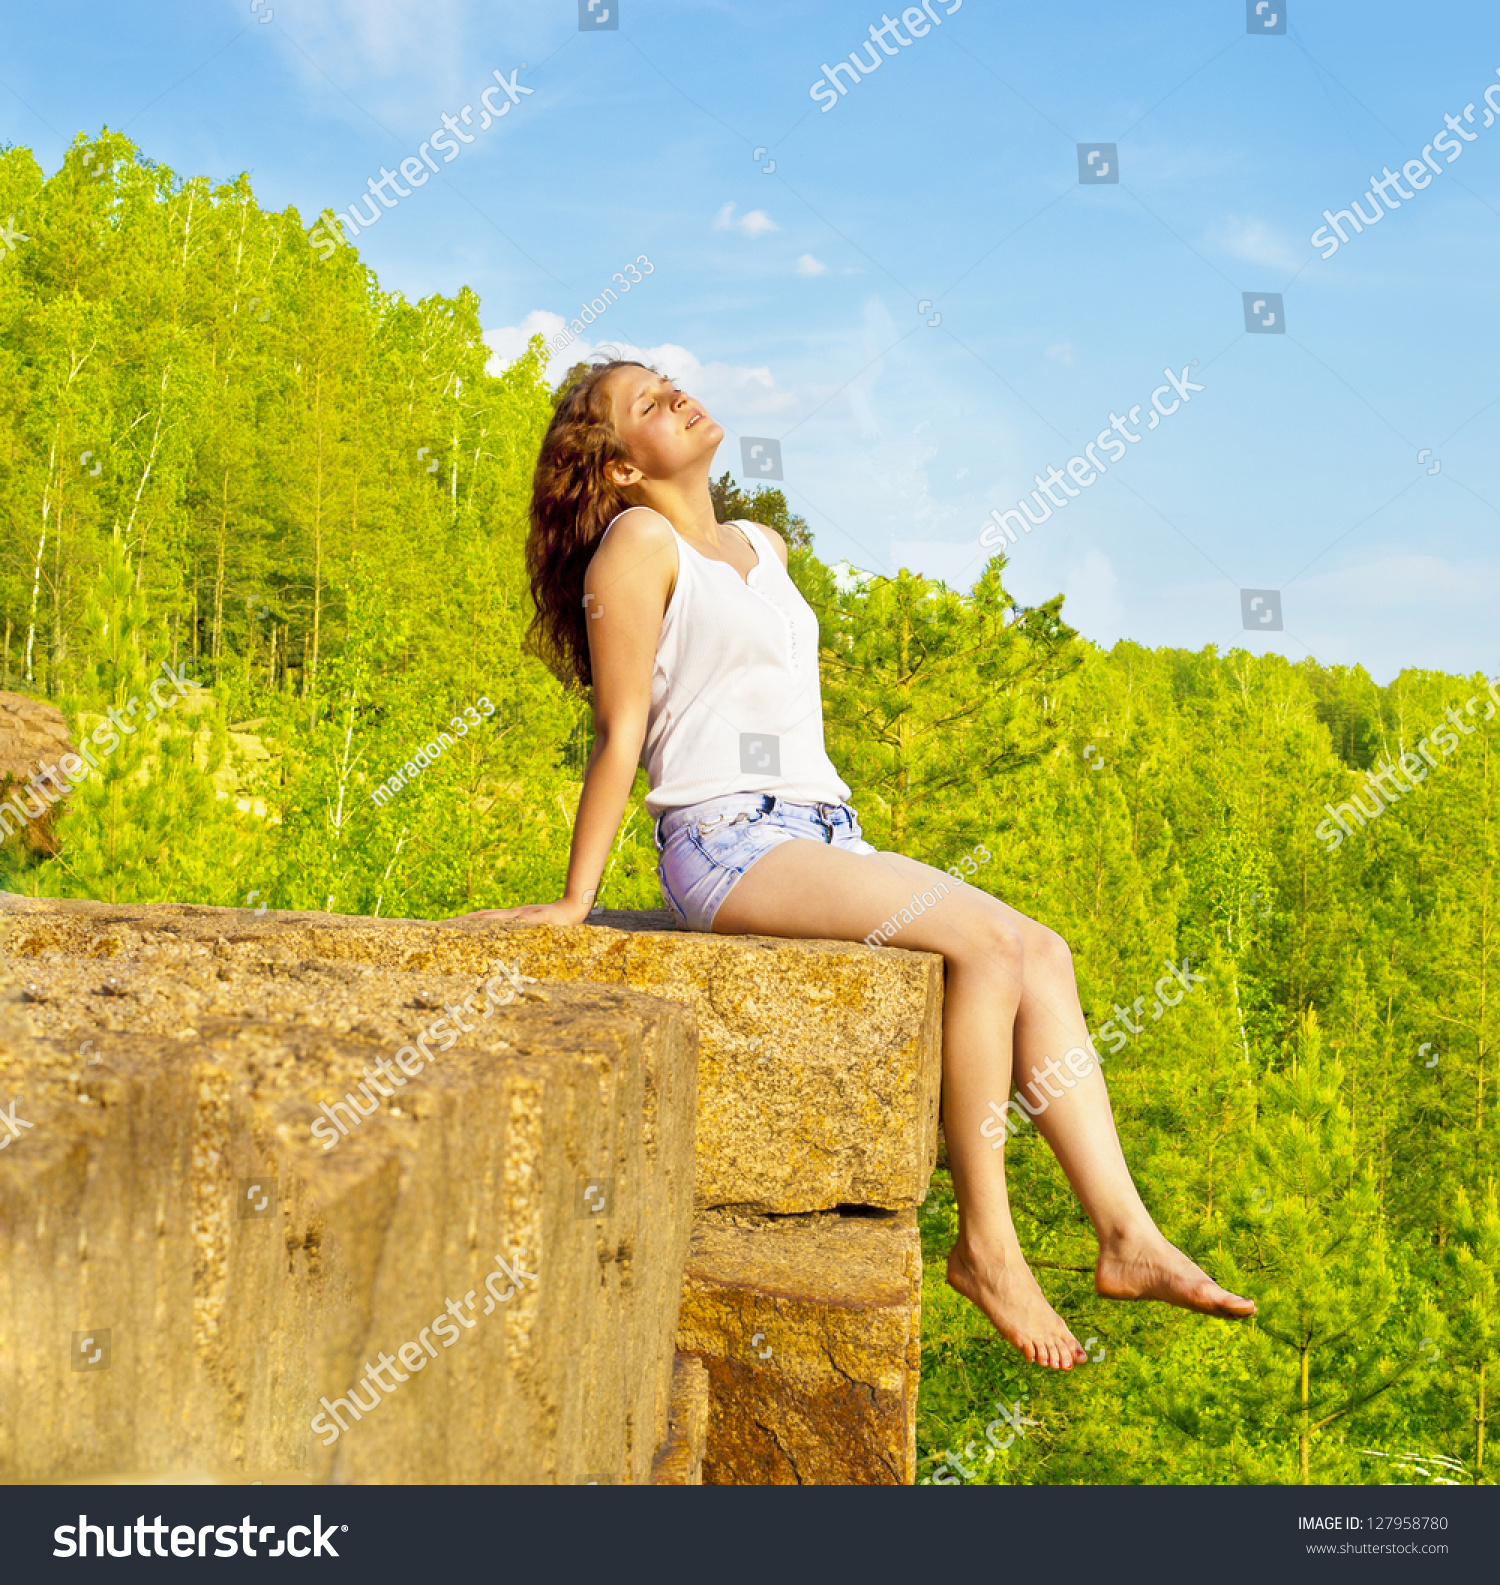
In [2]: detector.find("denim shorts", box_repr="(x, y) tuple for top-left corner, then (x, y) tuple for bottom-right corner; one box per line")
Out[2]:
(654, 792), (878, 932)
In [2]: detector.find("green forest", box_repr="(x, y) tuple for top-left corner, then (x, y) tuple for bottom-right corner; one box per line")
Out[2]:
(2, 134), (1495, 1485)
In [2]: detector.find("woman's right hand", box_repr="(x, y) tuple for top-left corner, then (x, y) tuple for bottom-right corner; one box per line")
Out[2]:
(447, 898), (594, 928)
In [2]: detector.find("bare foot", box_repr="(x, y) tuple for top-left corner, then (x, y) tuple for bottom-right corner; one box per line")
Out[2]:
(1095, 1229), (1256, 1319)
(946, 1242), (1089, 1369)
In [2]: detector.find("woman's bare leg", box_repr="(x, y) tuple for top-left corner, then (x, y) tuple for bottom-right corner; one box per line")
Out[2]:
(869, 854), (1255, 1320)
(712, 839), (1087, 1368)
(712, 841), (1254, 1365)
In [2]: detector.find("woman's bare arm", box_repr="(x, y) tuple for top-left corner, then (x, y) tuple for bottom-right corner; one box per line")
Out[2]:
(453, 508), (677, 925)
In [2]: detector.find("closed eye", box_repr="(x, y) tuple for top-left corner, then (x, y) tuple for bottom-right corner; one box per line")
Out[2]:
(640, 384), (681, 416)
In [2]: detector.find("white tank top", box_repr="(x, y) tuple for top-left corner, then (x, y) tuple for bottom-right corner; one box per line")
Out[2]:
(600, 510), (852, 816)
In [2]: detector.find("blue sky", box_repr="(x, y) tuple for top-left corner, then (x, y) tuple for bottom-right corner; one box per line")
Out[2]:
(4, 0), (1498, 683)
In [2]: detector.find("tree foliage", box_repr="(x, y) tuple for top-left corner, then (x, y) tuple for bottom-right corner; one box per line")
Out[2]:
(3, 134), (1496, 1483)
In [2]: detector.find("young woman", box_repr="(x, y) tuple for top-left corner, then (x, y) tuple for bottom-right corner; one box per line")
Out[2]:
(457, 358), (1256, 1369)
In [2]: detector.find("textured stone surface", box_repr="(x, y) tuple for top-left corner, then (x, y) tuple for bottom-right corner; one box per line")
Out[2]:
(0, 893), (942, 1487)
(649, 1353), (710, 1485)
(676, 1208), (922, 1485)
(0, 896), (943, 1215)
(493, 915), (943, 1216)
(0, 904), (697, 1484)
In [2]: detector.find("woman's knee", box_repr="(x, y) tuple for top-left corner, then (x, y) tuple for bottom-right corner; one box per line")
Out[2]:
(952, 908), (1026, 981)
(1025, 924), (1075, 985)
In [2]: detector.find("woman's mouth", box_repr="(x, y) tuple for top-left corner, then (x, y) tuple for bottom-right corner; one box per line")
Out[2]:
(686, 412), (704, 430)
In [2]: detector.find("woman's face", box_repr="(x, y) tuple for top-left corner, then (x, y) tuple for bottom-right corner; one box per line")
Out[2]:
(604, 366), (723, 485)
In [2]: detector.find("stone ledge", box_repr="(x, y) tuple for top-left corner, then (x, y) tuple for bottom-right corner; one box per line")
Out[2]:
(0, 896), (944, 1215)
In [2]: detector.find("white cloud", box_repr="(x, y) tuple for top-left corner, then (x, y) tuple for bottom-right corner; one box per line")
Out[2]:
(713, 202), (779, 237)
(481, 320), (798, 419)
(736, 209), (779, 238)
(796, 254), (829, 276)
(648, 343), (797, 417)
(1206, 215), (1303, 273)
(481, 310), (568, 368)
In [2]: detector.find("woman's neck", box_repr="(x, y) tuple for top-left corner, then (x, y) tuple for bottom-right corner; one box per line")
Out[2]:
(626, 477), (721, 540)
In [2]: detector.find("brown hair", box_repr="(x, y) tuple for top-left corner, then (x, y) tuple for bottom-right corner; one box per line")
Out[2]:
(525, 357), (658, 693)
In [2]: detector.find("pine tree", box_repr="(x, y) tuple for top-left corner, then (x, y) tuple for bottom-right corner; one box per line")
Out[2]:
(1439, 1184), (1500, 1481)
(804, 555), (1079, 859)
(1214, 1010), (1422, 1481)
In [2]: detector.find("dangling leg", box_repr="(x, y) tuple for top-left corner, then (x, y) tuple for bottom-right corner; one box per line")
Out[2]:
(712, 840), (1088, 1367)
(1001, 916), (1255, 1317)
(718, 842), (1255, 1340)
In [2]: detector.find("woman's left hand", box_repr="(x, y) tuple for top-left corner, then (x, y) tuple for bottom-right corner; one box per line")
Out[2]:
(445, 899), (592, 928)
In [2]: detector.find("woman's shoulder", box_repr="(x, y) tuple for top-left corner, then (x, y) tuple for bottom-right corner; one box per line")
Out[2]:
(599, 504), (677, 553)
(589, 507), (679, 597)
(736, 518), (789, 569)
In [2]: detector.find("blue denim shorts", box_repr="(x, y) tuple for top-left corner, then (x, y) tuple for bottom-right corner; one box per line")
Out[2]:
(654, 792), (878, 932)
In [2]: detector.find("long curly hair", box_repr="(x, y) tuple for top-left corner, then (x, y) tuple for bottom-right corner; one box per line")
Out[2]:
(525, 357), (659, 693)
